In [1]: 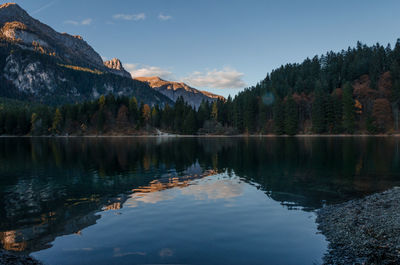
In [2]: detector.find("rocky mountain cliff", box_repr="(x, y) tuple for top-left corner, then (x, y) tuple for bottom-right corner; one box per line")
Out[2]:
(0, 3), (107, 69)
(0, 3), (172, 106)
(104, 58), (131, 78)
(134, 76), (224, 108)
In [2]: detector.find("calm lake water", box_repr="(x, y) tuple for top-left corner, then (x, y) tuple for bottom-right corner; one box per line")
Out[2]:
(1, 137), (400, 265)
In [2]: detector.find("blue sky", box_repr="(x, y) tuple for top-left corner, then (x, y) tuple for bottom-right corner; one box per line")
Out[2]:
(8, 0), (400, 98)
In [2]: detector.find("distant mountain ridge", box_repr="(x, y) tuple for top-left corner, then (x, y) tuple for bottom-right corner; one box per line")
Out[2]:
(135, 76), (224, 108)
(0, 3), (172, 106)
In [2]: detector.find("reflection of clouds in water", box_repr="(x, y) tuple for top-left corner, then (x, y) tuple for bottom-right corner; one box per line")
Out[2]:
(126, 176), (244, 207)
(181, 179), (244, 200)
(113, 247), (146, 257)
(127, 190), (176, 207)
(62, 247), (93, 251)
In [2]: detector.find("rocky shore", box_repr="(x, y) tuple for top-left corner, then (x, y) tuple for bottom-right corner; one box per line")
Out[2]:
(0, 250), (41, 265)
(317, 187), (400, 265)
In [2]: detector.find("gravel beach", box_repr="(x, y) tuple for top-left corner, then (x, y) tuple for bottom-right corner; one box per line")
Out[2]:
(317, 187), (400, 265)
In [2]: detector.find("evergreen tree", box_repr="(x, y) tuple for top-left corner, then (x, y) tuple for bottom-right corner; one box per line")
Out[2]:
(312, 84), (326, 133)
(183, 110), (197, 134)
(284, 94), (298, 135)
(211, 101), (218, 121)
(151, 106), (160, 127)
(342, 82), (355, 133)
(129, 96), (139, 123)
(273, 98), (285, 135)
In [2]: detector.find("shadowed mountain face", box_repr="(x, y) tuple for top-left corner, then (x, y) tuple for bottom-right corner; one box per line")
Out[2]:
(135, 76), (224, 108)
(0, 3), (172, 105)
(1, 137), (400, 255)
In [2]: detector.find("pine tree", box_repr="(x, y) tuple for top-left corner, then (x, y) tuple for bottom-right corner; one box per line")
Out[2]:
(211, 101), (218, 121)
(342, 82), (355, 134)
(312, 84), (326, 133)
(183, 110), (197, 134)
(151, 107), (160, 127)
(273, 98), (285, 135)
(129, 96), (139, 124)
(284, 94), (298, 135)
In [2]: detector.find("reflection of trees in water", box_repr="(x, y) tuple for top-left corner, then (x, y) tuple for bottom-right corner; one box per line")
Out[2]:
(0, 137), (400, 253)
(215, 137), (400, 208)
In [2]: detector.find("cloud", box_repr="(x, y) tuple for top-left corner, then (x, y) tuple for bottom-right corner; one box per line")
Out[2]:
(125, 63), (173, 80)
(113, 13), (146, 21)
(182, 67), (246, 89)
(158, 14), (172, 21)
(125, 63), (246, 89)
(64, 18), (92, 26)
(81, 18), (93, 25)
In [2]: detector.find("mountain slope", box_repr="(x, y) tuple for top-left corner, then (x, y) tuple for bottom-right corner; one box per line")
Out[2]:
(134, 76), (224, 108)
(0, 3), (172, 106)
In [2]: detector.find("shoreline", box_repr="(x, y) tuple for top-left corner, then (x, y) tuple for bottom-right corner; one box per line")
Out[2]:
(317, 187), (400, 265)
(0, 250), (41, 265)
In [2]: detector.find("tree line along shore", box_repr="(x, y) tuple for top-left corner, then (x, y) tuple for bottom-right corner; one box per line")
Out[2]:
(2, 40), (400, 136)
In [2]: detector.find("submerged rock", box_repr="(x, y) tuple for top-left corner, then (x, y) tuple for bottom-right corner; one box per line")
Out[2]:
(317, 187), (400, 265)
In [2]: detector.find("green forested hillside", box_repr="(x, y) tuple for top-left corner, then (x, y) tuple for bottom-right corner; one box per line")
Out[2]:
(226, 40), (400, 134)
(1, 40), (400, 135)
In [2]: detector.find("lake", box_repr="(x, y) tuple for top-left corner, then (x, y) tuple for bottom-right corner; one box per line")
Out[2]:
(1, 137), (400, 265)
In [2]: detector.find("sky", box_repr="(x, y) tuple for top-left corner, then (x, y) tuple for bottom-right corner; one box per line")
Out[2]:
(7, 0), (400, 98)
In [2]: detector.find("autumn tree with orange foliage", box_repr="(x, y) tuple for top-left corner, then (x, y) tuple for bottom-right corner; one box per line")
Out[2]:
(142, 104), (151, 124)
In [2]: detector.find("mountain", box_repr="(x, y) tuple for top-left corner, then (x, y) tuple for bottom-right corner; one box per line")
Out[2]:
(134, 76), (224, 108)
(104, 58), (131, 78)
(0, 3), (172, 106)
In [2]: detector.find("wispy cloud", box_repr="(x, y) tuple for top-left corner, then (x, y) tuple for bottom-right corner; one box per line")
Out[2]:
(64, 18), (93, 26)
(113, 13), (146, 21)
(182, 67), (246, 89)
(81, 18), (93, 25)
(31, 0), (58, 15)
(158, 14), (172, 21)
(125, 64), (173, 80)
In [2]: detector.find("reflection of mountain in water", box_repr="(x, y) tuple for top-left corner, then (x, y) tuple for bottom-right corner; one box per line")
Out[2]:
(1, 137), (400, 253)
(0, 142), (219, 253)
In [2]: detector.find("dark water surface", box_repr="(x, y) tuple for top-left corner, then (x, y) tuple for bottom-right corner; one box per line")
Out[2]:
(1, 137), (400, 265)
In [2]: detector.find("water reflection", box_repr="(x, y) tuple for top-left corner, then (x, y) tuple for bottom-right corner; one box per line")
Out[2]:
(0, 137), (399, 264)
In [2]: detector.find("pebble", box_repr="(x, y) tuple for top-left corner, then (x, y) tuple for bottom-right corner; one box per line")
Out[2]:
(317, 187), (400, 265)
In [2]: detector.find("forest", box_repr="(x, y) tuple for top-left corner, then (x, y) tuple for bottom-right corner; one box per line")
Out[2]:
(1, 40), (400, 135)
